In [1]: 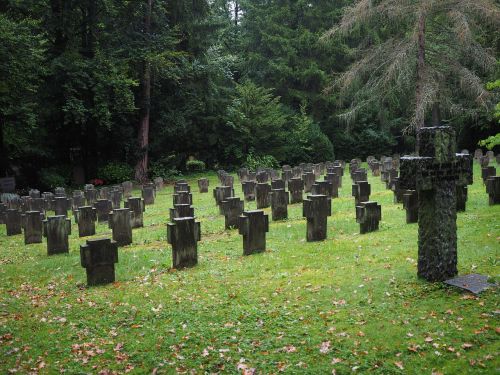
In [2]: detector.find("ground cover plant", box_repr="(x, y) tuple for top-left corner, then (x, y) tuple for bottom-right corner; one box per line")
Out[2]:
(0, 162), (498, 374)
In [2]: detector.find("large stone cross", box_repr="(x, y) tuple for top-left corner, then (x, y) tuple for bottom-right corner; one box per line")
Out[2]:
(400, 126), (472, 281)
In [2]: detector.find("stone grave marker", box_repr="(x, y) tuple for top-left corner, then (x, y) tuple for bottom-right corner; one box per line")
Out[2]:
(239, 210), (269, 255)
(6, 209), (22, 236)
(242, 181), (256, 201)
(270, 189), (289, 221)
(481, 166), (496, 184)
(167, 217), (201, 269)
(154, 177), (164, 190)
(77, 206), (97, 237)
(142, 184), (155, 205)
(402, 190), (418, 223)
(288, 178), (304, 204)
(324, 174), (339, 198)
(271, 179), (285, 190)
(255, 183), (271, 209)
(400, 126), (472, 281)
(43, 215), (71, 255)
(173, 191), (193, 206)
(486, 176), (500, 205)
(23, 211), (44, 244)
(352, 181), (371, 205)
(110, 189), (122, 209)
(0, 177), (16, 193)
(80, 238), (119, 286)
(124, 197), (145, 228)
(108, 208), (133, 246)
(312, 180), (333, 198)
(122, 181), (133, 198)
(356, 201), (381, 234)
(302, 172), (315, 193)
(170, 204), (195, 222)
(198, 178), (209, 193)
(94, 199), (113, 223)
(303, 195), (331, 242)
(29, 189), (41, 199)
(221, 197), (244, 229)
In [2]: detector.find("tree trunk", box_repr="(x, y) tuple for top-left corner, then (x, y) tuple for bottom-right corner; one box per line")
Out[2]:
(431, 102), (441, 126)
(415, 11), (426, 130)
(234, 1), (239, 26)
(135, 0), (152, 183)
(0, 115), (7, 177)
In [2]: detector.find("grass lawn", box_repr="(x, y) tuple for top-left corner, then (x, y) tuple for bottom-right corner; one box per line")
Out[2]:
(0, 162), (499, 374)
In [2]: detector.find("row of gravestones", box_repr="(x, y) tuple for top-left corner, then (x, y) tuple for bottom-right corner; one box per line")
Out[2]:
(0, 180), (171, 286)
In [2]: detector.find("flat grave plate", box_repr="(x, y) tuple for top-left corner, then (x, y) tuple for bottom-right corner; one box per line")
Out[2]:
(444, 274), (496, 295)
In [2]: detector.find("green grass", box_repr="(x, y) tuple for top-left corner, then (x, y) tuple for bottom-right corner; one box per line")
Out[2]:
(0, 163), (499, 374)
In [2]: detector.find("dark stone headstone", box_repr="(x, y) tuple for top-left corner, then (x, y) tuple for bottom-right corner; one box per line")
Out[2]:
(198, 178), (209, 193)
(402, 190), (418, 223)
(0, 203), (6, 224)
(142, 184), (155, 205)
(110, 189), (122, 209)
(6, 209), (22, 236)
(54, 187), (66, 197)
(94, 199), (113, 223)
(173, 191), (193, 206)
(281, 168), (292, 184)
(456, 185), (468, 212)
(271, 179), (285, 190)
(238, 168), (249, 182)
(221, 197), (244, 229)
(167, 217), (201, 269)
(72, 191), (86, 211)
(479, 155), (490, 168)
(54, 196), (71, 216)
(29, 189), (41, 199)
(356, 201), (381, 234)
(220, 174), (234, 188)
(255, 183), (271, 209)
(23, 211), (43, 244)
(124, 197), (145, 228)
(256, 171), (269, 183)
(352, 169), (367, 184)
(288, 178), (304, 204)
(303, 195), (331, 242)
(80, 238), (118, 286)
(473, 149), (483, 160)
(391, 177), (403, 204)
(154, 177), (164, 190)
(43, 215), (71, 255)
(85, 188), (97, 206)
(302, 172), (315, 193)
(486, 176), (500, 205)
(400, 126), (472, 282)
(42, 192), (55, 211)
(270, 189), (289, 221)
(108, 208), (132, 246)
(352, 181), (371, 205)
(242, 181), (256, 201)
(174, 182), (191, 193)
(239, 210), (269, 255)
(324, 174), (339, 198)
(292, 167), (302, 179)
(481, 166), (496, 184)
(0, 177), (16, 193)
(169, 204), (195, 222)
(77, 206), (97, 237)
(312, 180), (333, 198)
(213, 186), (233, 211)
(122, 181), (133, 198)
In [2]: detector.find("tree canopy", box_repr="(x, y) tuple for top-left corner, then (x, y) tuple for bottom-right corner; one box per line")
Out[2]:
(0, 0), (498, 188)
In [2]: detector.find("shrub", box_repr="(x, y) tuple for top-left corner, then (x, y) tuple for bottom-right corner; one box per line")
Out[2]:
(39, 167), (71, 189)
(186, 160), (206, 172)
(149, 161), (182, 181)
(243, 153), (279, 170)
(97, 162), (133, 184)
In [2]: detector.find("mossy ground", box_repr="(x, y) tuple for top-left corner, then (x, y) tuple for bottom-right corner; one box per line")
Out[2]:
(0, 163), (499, 374)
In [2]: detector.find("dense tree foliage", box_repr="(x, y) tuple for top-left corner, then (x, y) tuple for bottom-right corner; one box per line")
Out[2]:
(0, 0), (498, 187)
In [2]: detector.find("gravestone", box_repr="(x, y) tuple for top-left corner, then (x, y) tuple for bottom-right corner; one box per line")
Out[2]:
(167, 217), (201, 269)
(352, 181), (371, 205)
(288, 178), (304, 204)
(400, 126), (472, 282)
(239, 210), (269, 255)
(456, 186), (468, 212)
(473, 149), (483, 161)
(481, 166), (496, 184)
(402, 190), (418, 223)
(6, 209), (22, 236)
(108, 208), (133, 246)
(221, 197), (244, 229)
(486, 150), (494, 162)
(324, 174), (339, 198)
(54, 187), (66, 198)
(213, 186), (233, 211)
(370, 161), (381, 176)
(386, 169), (399, 190)
(198, 178), (209, 193)
(270, 189), (289, 221)
(43, 215), (71, 255)
(312, 180), (333, 198)
(479, 155), (490, 168)
(23, 211), (44, 244)
(30, 198), (45, 216)
(486, 176), (500, 205)
(169, 204), (195, 222)
(0, 177), (16, 193)
(303, 195), (331, 242)
(461, 149), (469, 155)
(29, 189), (41, 199)
(154, 177), (164, 190)
(94, 199), (113, 223)
(220, 174), (234, 188)
(142, 184), (155, 205)
(77, 206), (97, 237)
(173, 191), (193, 206)
(256, 171), (269, 183)
(122, 181), (133, 198)
(247, 171), (257, 182)
(20, 196), (32, 213)
(80, 238), (119, 286)
(356, 201), (381, 234)
(41, 192), (54, 211)
(242, 181), (256, 201)
(54, 196), (71, 216)
(352, 169), (367, 184)
(0, 203), (6, 224)
(292, 167), (302, 179)
(72, 191), (86, 211)
(238, 168), (249, 182)
(85, 188), (97, 206)
(271, 179), (285, 190)
(110, 189), (122, 209)
(124, 197), (145, 228)
(391, 177), (404, 204)
(281, 168), (292, 184)
(333, 166), (343, 187)
(255, 183), (271, 209)
(302, 172), (315, 193)
(174, 182), (190, 193)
